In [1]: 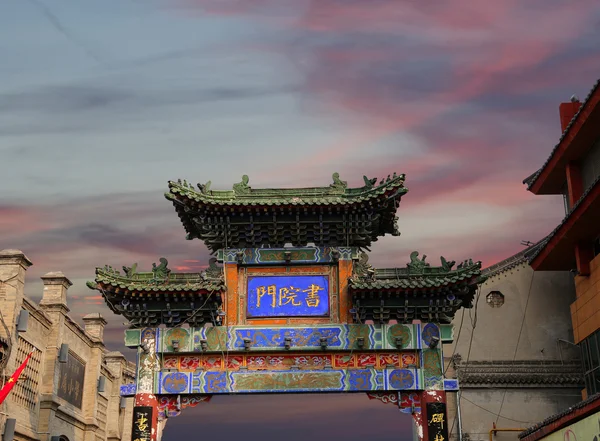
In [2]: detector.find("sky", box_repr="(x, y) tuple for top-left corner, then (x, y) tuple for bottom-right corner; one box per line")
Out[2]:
(1, 0), (600, 439)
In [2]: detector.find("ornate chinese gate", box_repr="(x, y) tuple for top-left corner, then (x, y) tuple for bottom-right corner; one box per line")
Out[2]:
(87, 173), (485, 441)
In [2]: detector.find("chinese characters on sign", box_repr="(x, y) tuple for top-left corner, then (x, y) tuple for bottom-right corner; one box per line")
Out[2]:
(132, 406), (153, 441)
(57, 352), (85, 408)
(426, 402), (449, 441)
(247, 275), (330, 317)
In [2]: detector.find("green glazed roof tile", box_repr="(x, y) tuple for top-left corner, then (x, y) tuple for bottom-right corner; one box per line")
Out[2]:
(87, 258), (226, 294)
(165, 173), (407, 207)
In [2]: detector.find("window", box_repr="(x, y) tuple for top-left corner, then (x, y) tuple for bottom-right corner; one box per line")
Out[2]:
(581, 330), (600, 396)
(486, 291), (505, 308)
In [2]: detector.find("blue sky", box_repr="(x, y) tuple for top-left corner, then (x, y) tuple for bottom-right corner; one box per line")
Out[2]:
(2, 0), (600, 439)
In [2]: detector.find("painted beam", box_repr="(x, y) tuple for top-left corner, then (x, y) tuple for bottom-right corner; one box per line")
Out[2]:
(124, 323), (453, 353)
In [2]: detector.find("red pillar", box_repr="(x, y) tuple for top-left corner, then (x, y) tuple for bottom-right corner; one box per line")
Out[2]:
(566, 162), (583, 208)
(133, 393), (160, 441)
(413, 391), (448, 441)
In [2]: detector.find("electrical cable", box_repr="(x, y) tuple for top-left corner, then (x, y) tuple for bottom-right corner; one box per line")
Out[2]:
(448, 285), (482, 440)
(495, 271), (536, 424)
(461, 395), (534, 425)
(443, 307), (465, 375)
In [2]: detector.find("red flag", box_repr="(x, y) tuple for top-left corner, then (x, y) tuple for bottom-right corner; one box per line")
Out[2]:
(0, 352), (33, 405)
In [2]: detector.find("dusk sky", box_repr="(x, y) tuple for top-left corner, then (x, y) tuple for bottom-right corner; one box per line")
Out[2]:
(2, 0), (600, 439)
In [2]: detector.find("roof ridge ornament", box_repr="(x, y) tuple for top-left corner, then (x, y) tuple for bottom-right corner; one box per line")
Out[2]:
(440, 256), (455, 271)
(198, 181), (212, 194)
(406, 251), (430, 274)
(152, 257), (171, 283)
(233, 175), (251, 194)
(122, 263), (138, 277)
(330, 172), (347, 190)
(204, 258), (223, 281)
(352, 251), (375, 280)
(363, 175), (377, 189)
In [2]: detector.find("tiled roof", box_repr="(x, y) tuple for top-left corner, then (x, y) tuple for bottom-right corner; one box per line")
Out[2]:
(527, 174), (600, 264)
(165, 173), (407, 207)
(349, 259), (484, 290)
(457, 360), (583, 387)
(482, 239), (546, 278)
(525, 79), (600, 190)
(519, 393), (600, 439)
(87, 262), (225, 293)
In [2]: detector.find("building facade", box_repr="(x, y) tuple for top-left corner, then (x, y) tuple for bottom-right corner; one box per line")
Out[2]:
(446, 243), (582, 441)
(524, 79), (600, 398)
(0, 249), (135, 441)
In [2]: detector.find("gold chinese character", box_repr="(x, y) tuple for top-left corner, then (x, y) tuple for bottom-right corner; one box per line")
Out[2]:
(61, 375), (68, 392)
(279, 287), (301, 307)
(136, 413), (149, 432)
(303, 284), (323, 307)
(434, 434), (445, 441)
(256, 285), (276, 308)
(430, 413), (444, 428)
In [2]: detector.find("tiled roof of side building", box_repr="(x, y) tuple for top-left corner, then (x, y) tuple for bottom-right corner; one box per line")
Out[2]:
(524, 78), (600, 190)
(527, 174), (600, 264)
(519, 393), (600, 440)
(482, 238), (547, 278)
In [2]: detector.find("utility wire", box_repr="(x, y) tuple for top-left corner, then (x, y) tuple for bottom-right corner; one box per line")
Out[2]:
(461, 395), (534, 425)
(495, 271), (536, 424)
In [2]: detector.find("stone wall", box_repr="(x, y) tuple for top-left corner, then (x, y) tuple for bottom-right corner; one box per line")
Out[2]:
(444, 256), (582, 441)
(0, 250), (136, 441)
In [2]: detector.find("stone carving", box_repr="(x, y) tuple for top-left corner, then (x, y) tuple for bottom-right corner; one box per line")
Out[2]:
(233, 175), (251, 194)
(330, 172), (347, 189)
(122, 263), (138, 277)
(406, 251), (430, 273)
(152, 258), (171, 280)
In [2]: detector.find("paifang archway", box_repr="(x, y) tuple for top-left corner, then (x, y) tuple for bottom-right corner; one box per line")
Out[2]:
(87, 173), (485, 441)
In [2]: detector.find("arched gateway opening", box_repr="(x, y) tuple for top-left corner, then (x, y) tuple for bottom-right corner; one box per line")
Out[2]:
(87, 173), (485, 441)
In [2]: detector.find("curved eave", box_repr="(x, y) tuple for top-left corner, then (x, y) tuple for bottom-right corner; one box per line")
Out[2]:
(165, 180), (408, 208)
(348, 272), (485, 291)
(527, 79), (600, 194)
(529, 175), (600, 271)
(90, 281), (225, 295)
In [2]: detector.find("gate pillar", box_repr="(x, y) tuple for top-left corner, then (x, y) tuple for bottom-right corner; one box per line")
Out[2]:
(413, 391), (448, 441)
(132, 393), (160, 441)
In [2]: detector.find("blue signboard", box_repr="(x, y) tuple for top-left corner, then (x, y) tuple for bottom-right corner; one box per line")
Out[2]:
(247, 275), (330, 318)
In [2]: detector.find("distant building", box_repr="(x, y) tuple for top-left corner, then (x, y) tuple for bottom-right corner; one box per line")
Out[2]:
(0, 249), (135, 441)
(518, 80), (600, 440)
(446, 242), (582, 441)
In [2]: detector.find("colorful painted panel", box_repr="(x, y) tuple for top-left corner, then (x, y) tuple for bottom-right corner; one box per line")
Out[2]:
(159, 352), (418, 371)
(156, 324), (422, 352)
(219, 247), (355, 264)
(247, 275), (330, 317)
(157, 368), (420, 394)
